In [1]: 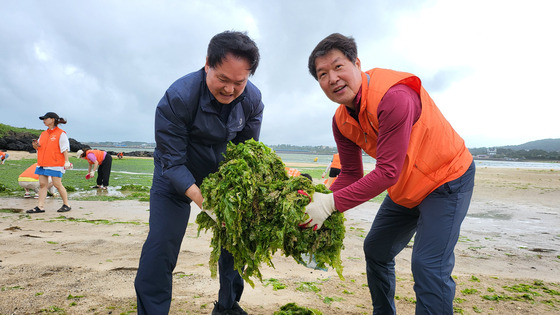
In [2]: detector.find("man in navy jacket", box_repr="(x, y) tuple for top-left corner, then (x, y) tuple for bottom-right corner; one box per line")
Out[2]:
(135, 31), (264, 315)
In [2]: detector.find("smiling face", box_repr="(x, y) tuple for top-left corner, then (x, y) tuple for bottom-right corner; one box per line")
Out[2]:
(205, 53), (251, 105)
(314, 49), (362, 109)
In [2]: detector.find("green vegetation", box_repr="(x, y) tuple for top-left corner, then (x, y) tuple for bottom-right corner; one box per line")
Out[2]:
(321, 295), (343, 305)
(47, 215), (144, 226)
(0, 123), (42, 137)
(0, 157), (153, 201)
(273, 302), (322, 315)
(264, 278), (287, 291)
(296, 281), (322, 293)
(196, 140), (345, 287)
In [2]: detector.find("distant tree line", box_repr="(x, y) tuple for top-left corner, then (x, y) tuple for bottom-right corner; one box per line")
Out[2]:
(469, 147), (560, 161)
(268, 144), (337, 155)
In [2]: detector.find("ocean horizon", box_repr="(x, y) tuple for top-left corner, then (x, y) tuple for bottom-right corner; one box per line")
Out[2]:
(88, 146), (560, 170)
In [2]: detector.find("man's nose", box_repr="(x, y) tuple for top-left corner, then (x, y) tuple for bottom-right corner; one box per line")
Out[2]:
(328, 72), (338, 85)
(224, 84), (234, 93)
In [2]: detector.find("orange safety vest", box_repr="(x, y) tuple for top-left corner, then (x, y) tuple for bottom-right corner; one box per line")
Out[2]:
(335, 68), (472, 208)
(285, 167), (301, 177)
(84, 150), (106, 165)
(37, 127), (66, 167)
(331, 153), (341, 169)
(0, 152), (6, 160)
(18, 163), (39, 181)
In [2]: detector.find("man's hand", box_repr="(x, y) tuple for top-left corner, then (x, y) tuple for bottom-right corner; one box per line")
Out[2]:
(299, 192), (336, 230)
(86, 171), (95, 179)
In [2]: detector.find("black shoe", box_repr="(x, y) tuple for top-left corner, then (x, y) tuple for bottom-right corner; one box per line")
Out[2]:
(57, 205), (71, 212)
(232, 301), (248, 315)
(212, 301), (248, 315)
(26, 206), (45, 214)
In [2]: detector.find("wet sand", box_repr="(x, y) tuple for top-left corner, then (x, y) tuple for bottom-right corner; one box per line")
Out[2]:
(1, 155), (560, 314)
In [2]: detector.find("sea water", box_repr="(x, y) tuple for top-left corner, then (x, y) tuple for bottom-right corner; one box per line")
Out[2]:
(91, 147), (559, 170)
(276, 153), (560, 170)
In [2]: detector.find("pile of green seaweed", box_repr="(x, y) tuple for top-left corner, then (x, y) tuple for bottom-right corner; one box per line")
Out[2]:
(195, 139), (345, 287)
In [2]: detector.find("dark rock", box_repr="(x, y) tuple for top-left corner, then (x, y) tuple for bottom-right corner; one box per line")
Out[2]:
(0, 130), (90, 153)
(123, 151), (154, 158)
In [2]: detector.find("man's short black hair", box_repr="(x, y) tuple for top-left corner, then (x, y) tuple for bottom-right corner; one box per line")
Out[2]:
(308, 33), (358, 80)
(207, 31), (260, 75)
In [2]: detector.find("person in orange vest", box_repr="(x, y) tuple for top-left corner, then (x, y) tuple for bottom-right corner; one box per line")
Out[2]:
(117, 152), (124, 159)
(77, 149), (113, 189)
(27, 112), (72, 214)
(285, 167), (312, 181)
(303, 34), (475, 315)
(18, 163), (58, 198)
(321, 153), (341, 188)
(0, 151), (8, 164)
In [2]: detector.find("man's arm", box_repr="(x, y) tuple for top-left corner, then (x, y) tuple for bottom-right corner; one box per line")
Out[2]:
(332, 84), (421, 211)
(329, 119), (364, 192)
(154, 86), (197, 196)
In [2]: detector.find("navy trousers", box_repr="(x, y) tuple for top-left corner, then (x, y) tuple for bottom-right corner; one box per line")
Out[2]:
(134, 188), (243, 314)
(364, 161), (475, 315)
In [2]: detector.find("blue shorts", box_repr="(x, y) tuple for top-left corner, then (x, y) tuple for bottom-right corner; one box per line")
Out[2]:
(35, 166), (63, 178)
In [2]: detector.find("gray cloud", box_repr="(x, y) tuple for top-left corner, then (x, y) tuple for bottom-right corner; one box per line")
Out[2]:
(5, 0), (552, 148)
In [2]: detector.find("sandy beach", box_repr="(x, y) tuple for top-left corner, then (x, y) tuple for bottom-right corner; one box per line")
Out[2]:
(1, 151), (559, 314)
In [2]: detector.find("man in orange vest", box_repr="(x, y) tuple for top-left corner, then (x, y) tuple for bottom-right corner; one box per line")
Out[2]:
(303, 33), (475, 315)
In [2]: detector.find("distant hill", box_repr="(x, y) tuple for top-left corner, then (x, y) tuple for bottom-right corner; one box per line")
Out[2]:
(2, 122), (558, 154)
(500, 138), (560, 152)
(0, 123), (42, 138)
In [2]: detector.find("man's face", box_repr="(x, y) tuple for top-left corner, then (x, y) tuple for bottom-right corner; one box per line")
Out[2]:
(205, 53), (251, 105)
(314, 49), (362, 108)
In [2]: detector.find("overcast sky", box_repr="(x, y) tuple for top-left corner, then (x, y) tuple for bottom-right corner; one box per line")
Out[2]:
(1, 0), (558, 148)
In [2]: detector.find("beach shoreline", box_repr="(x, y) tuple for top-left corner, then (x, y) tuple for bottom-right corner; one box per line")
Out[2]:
(1, 152), (559, 314)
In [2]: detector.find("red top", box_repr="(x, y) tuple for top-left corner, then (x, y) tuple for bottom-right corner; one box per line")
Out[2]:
(330, 84), (421, 211)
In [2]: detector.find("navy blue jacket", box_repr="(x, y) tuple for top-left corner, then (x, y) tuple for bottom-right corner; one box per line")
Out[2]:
(153, 68), (264, 197)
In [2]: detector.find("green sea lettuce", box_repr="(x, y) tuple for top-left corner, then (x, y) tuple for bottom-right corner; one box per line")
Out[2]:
(196, 139), (345, 287)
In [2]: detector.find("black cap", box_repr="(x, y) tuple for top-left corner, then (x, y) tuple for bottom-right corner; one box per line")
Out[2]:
(39, 112), (59, 120)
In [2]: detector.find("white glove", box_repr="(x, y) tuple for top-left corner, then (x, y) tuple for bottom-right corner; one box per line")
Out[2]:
(89, 171), (95, 177)
(64, 161), (73, 170)
(202, 208), (217, 222)
(299, 192), (337, 230)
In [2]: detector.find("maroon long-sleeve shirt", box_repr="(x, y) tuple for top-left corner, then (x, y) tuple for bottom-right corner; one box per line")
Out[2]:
(330, 84), (422, 211)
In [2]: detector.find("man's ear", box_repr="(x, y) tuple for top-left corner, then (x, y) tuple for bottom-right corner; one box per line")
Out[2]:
(204, 56), (209, 73)
(355, 57), (361, 70)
